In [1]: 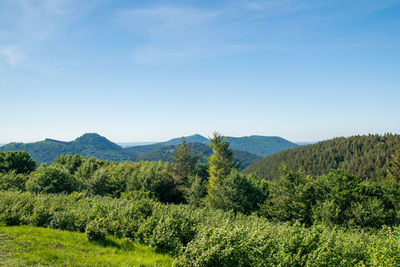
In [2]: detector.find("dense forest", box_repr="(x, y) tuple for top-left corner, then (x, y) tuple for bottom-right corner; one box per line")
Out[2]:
(0, 133), (294, 169)
(1, 133), (400, 266)
(244, 133), (400, 180)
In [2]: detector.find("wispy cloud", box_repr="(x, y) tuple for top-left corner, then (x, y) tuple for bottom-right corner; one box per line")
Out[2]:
(116, 6), (220, 34)
(115, 5), (259, 64)
(0, 46), (24, 66)
(0, 0), (101, 69)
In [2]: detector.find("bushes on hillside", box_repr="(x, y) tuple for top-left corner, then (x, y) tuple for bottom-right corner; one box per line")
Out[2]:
(1, 191), (399, 266)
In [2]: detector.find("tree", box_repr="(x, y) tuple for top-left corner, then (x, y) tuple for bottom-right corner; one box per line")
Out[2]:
(184, 175), (207, 207)
(88, 168), (112, 196)
(26, 165), (80, 194)
(387, 147), (400, 183)
(0, 151), (36, 174)
(206, 169), (265, 214)
(170, 138), (199, 188)
(207, 132), (238, 191)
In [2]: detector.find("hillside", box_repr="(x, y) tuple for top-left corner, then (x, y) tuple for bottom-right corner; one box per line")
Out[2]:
(243, 133), (400, 180)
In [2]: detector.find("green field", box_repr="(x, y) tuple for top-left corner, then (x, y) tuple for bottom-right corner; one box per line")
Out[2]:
(0, 225), (173, 266)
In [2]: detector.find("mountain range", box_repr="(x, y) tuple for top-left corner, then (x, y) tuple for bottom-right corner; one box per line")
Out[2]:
(0, 133), (297, 170)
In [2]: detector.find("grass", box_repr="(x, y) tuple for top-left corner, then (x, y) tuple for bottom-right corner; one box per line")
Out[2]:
(0, 225), (173, 266)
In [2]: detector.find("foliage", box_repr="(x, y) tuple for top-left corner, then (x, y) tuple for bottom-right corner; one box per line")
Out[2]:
(206, 169), (265, 214)
(85, 218), (107, 242)
(207, 133), (238, 190)
(387, 146), (400, 183)
(124, 161), (178, 202)
(87, 168), (112, 196)
(259, 168), (400, 229)
(1, 191), (400, 266)
(0, 151), (36, 174)
(0, 171), (27, 191)
(244, 133), (400, 180)
(137, 142), (261, 171)
(26, 165), (80, 194)
(170, 138), (199, 189)
(184, 175), (207, 207)
(259, 167), (314, 225)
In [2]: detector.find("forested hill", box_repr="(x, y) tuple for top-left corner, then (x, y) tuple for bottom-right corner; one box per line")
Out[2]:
(0, 133), (134, 164)
(243, 134), (400, 180)
(225, 136), (297, 157)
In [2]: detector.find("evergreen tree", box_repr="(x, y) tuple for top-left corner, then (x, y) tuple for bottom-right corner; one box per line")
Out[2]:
(170, 138), (199, 188)
(207, 133), (238, 190)
(387, 147), (400, 183)
(207, 169), (265, 214)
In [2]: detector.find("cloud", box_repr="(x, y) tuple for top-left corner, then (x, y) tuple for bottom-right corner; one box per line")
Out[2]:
(116, 6), (220, 34)
(0, 0), (101, 69)
(0, 46), (24, 66)
(116, 5), (259, 64)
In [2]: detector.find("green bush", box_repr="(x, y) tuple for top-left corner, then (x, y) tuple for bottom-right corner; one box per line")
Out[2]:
(0, 171), (27, 191)
(206, 170), (265, 214)
(26, 165), (81, 194)
(86, 218), (107, 242)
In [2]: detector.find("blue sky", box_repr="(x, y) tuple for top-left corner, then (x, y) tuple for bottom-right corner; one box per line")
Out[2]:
(1, 0), (399, 143)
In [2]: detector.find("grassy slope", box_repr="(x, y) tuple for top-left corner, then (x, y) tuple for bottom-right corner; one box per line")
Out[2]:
(0, 225), (172, 267)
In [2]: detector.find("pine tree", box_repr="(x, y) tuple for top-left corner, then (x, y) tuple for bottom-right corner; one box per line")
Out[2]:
(207, 132), (238, 192)
(387, 147), (400, 183)
(170, 138), (199, 188)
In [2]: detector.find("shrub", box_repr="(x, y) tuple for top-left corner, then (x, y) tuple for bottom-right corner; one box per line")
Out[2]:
(206, 170), (265, 214)
(0, 171), (27, 191)
(26, 165), (80, 194)
(86, 218), (107, 242)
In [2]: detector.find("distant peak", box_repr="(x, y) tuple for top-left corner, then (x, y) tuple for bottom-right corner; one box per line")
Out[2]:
(78, 133), (102, 138)
(73, 133), (121, 150)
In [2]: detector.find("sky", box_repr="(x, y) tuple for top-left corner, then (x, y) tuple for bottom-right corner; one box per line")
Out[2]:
(1, 0), (399, 144)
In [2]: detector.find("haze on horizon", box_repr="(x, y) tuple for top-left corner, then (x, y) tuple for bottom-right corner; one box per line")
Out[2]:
(1, 0), (399, 144)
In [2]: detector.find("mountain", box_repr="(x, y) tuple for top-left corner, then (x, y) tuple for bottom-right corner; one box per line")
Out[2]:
(0, 133), (133, 165)
(243, 134), (400, 180)
(0, 133), (296, 168)
(136, 142), (262, 170)
(118, 142), (156, 148)
(158, 134), (209, 146)
(225, 136), (297, 157)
